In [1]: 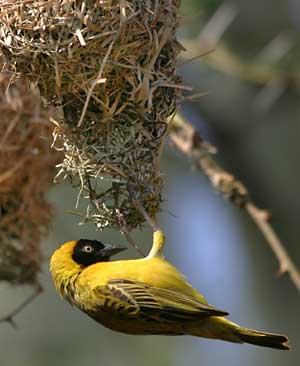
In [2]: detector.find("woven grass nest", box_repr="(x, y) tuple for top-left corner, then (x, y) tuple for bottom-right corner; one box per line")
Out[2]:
(0, 0), (183, 230)
(0, 71), (58, 285)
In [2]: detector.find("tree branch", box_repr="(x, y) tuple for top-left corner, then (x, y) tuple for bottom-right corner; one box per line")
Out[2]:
(169, 113), (300, 291)
(0, 284), (43, 327)
(246, 203), (300, 289)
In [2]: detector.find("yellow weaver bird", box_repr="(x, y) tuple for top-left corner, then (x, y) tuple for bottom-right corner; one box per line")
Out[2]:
(50, 231), (289, 350)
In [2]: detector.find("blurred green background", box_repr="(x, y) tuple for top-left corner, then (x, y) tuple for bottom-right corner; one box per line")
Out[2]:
(1, 0), (300, 365)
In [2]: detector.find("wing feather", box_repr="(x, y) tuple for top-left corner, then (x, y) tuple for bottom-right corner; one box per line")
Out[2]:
(95, 279), (228, 322)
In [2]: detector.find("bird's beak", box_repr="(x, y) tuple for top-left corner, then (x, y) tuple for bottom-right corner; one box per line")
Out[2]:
(100, 244), (127, 258)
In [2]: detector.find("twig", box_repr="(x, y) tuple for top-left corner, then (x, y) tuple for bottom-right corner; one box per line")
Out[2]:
(169, 113), (300, 291)
(127, 183), (161, 233)
(0, 284), (43, 327)
(197, 2), (238, 46)
(177, 48), (215, 67)
(116, 203), (165, 259)
(116, 211), (146, 257)
(127, 183), (165, 258)
(181, 39), (300, 88)
(246, 203), (300, 290)
(131, 199), (165, 258)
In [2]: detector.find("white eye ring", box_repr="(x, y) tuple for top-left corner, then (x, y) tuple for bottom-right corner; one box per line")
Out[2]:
(84, 245), (93, 252)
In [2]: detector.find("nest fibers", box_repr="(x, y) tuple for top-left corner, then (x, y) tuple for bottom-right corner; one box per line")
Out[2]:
(0, 0), (183, 230)
(0, 71), (59, 285)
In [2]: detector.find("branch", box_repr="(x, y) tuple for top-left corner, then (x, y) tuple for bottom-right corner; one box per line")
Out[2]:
(128, 184), (161, 233)
(127, 183), (165, 258)
(246, 203), (300, 289)
(169, 113), (300, 291)
(0, 284), (42, 327)
(116, 210), (146, 257)
(180, 37), (299, 88)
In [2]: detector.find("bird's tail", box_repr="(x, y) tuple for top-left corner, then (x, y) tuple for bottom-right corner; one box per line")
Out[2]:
(190, 317), (290, 350)
(236, 327), (290, 350)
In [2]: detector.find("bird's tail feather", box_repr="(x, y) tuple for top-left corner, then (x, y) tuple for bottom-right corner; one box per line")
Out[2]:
(191, 317), (290, 350)
(236, 327), (290, 350)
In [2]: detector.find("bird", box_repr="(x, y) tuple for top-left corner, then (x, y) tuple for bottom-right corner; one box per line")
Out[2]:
(50, 233), (290, 350)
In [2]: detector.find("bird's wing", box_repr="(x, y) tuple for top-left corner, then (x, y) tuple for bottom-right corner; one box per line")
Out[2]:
(95, 279), (228, 322)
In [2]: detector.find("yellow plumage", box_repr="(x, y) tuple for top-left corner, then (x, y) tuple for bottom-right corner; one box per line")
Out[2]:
(50, 235), (290, 349)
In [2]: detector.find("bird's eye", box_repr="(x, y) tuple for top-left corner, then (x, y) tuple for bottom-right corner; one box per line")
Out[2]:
(84, 245), (93, 253)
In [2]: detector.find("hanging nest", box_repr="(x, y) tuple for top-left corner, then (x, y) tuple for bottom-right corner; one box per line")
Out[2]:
(0, 0), (183, 230)
(0, 70), (59, 285)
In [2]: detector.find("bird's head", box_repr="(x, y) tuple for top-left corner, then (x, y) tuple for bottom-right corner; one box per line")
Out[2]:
(50, 239), (126, 276)
(50, 239), (127, 298)
(71, 239), (126, 266)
